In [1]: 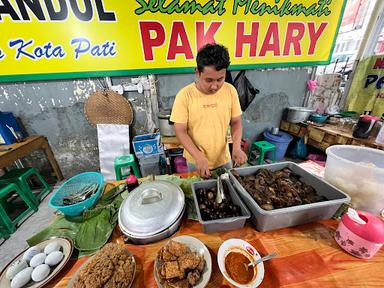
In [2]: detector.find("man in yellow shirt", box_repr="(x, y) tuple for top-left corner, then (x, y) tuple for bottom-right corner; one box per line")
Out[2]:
(170, 43), (247, 178)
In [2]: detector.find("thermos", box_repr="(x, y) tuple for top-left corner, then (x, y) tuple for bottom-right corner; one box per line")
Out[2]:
(352, 115), (378, 139)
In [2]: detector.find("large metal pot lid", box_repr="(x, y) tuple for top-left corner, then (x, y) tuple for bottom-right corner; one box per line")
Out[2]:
(158, 110), (172, 119)
(287, 107), (315, 112)
(118, 180), (185, 237)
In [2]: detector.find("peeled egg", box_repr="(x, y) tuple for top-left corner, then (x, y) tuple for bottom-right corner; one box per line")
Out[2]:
(44, 241), (61, 254)
(45, 251), (64, 266)
(6, 259), (28, 280)
(31, 264), (50, 282)
(22, 246), (41, 263)
(11, 267), (33, 288)
(29, 253), (46, 268)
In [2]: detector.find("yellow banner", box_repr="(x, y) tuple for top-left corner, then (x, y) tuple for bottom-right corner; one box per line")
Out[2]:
(0, 0), (346, 82)
(346, 55), (384, 117)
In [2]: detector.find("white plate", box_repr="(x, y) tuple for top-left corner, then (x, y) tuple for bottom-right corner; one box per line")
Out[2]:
(217, 239), (265, 288)
(154, 235), (212, 288)
(67, 248), (136, 288)
(0, 237), (74, 288)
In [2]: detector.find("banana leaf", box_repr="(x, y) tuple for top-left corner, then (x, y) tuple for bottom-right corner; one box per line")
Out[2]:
(141, 175), (201, 220)
(27, 185), (127, 256)
(27, 215), (80, 247)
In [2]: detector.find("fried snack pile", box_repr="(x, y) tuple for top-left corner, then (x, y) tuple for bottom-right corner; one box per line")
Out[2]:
(73, 243), (135, 288)
(157, 240), (205, 288)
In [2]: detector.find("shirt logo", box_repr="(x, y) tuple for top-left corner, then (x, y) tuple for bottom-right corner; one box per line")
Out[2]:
(202, 103), (217, 108)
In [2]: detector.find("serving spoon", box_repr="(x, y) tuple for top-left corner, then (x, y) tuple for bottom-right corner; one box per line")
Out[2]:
(244, 252), (278, 271)
(216, 173), (229, 204)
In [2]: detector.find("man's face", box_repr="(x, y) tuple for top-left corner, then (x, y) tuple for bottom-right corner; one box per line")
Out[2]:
(196, 65), (226, 95)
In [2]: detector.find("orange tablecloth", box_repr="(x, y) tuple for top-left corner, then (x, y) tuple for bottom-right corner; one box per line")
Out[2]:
(47, 218), (384, 287)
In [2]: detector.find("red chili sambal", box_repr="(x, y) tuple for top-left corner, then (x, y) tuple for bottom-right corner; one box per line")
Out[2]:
(224, 252), (255, 284)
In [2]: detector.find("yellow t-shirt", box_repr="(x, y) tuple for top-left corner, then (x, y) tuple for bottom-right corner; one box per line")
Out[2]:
(170, 82), (242, 169)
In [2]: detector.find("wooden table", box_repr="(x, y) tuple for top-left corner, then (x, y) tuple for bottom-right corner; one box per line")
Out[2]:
(46, 218), (384, 287)
(280, 120), (384, 151)
(161, 135), (183, 150)
(0, 135), (63, 181)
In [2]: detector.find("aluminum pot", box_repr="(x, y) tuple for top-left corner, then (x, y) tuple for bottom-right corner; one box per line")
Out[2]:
(119, 207), (185, 245)
(158, 111), (175, 137)
(118, 180), (185, 244)
(286, 107), (315, 123)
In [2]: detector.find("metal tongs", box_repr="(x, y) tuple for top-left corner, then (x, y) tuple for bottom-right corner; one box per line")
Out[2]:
(216, 173), (229, 204)
(62, 183), (99, 205)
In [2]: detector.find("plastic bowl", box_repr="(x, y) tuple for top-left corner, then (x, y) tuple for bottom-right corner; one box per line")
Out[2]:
(309, 113), (329, 123)
(48, 172), (104, 216)
(325, 145), (384, 215)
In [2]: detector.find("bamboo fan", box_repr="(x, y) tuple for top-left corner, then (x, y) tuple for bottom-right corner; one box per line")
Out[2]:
(84, 89), (133, 127)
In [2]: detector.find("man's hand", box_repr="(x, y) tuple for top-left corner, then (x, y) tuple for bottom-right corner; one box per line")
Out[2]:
(232, 148), (247, 167)
(195, 155), (211, 178)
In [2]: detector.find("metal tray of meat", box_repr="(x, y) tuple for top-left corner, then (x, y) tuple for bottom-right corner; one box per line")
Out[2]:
(228, 162), (351, 232)
(192, 179), (250, 233)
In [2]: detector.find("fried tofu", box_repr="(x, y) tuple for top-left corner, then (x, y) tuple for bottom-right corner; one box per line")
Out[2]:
(167, 240), (189, 257)
(157, 240), (206, 287)
(158, 246), (178, 262)
(178, 252), (202, 271)
(161, 261), (184, 279)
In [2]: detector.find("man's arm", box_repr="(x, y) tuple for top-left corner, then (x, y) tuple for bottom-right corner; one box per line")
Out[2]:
(230, 116), (247, 166)
(174, 123), (211, 178)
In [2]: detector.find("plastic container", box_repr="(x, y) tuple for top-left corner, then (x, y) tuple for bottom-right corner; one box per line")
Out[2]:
(325, 145), (384, 215)
(335, 210), (384, 259)
(132, 133), (163, 158)
(263, 130), (293, 160)
(139, 154), (160, 177)
(192, 179), (250, 233)
(309, 113), (329, 123)
(0, 112), (22, 145)
(48, 172), (104, 216)
(375, 123), (384, 144)
(173, 155), (188, 174)
(229, 162), (350, 232)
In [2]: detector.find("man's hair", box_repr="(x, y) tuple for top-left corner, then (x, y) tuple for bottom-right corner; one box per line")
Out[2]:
(196, 43), (230, 73)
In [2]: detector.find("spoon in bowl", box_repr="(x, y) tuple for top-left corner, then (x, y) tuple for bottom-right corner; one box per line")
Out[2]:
(244, 252), (277, 271)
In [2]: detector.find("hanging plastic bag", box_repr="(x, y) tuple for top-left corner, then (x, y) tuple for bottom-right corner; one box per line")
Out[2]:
(290, 137), (307, 159)
(233, 70), (259, 111)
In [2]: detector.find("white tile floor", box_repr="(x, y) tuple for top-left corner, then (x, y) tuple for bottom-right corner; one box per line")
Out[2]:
(0, 191), (56, 271)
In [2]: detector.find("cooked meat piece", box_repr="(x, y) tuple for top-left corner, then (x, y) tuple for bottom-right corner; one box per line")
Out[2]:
(162, 261), (184, 279)
(167, 240), (189, 257)
(261, 203), (274, 210)
(197, 257), (205, 272)
(187, 270), (201, 285)
(234, 168), (326, 210)
(166, 279), (190, 288)
(178, 252), (202, 271)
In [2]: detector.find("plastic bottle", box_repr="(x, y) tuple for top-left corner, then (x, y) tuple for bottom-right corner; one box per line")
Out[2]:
(165, 157), (172, 175)
(375, 122), (384, 144)
(126, 175), (139, 191)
